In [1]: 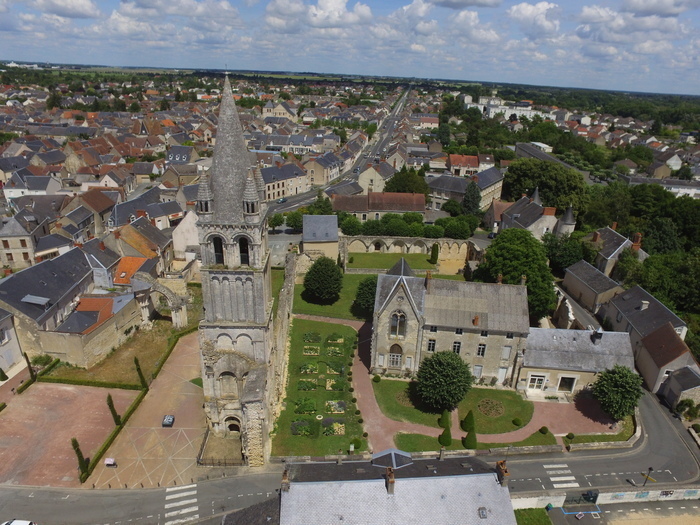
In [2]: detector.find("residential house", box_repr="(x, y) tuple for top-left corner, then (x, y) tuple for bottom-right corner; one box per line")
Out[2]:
(499, 189), (575, 241)
(0, 156), (30, 184)
(104, 217), (173, 275)
(0, 308), (24, 374)
(370, 259), (529, 382)
(516, 328), (634, 396)
(636, 323), (700, 393)
(3, 171), (62, 201)
(357, 162), (395, 194)
(658, 367), (700, 410)
(562, 260), (624, 314)
(260, 163), (309, 201)
(586, 227), (648, 277)
(483, 200), (514, 232)
(161, 164), (200, 188)
(301, 215), (338, 261)
(304, 153), (341, 185)
(34, 233), (73, 262)
(447, 154), (479, 177)
(166, 145), (199, 165)
(0, 212), (51, 269)
(331, 192), (425, 222)
(647, 161), (671, 179)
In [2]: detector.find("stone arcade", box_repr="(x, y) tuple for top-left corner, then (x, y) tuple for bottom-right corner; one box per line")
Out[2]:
(196, 77), (276, 466)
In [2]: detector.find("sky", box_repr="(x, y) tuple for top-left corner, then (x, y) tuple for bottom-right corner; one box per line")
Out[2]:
(0, 0), (699, 95)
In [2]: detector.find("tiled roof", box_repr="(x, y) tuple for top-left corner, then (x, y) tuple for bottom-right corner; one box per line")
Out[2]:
(641, 322), (692, 368)
(113, 256), (149, 284)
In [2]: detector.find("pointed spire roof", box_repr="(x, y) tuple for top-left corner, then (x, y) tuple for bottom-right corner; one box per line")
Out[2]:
(531, 187), (542, 206)
(386, 258), (415, 277)
(243, 170), (259, 204)
(561, 204), (575, 225)
(207, 76), (252, 223)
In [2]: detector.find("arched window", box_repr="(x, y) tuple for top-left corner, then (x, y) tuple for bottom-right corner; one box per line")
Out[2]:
(374, 242), (381, 252)
(212, 236), (224, 265)
(390, 312), (406, 337)
(219, 371), (238, 398)
(389, 344), (402, 368)
(239, 237), (250, 266)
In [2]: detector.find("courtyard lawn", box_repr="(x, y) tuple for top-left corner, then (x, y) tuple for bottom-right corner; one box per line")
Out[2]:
(515, 509), (553, 525)
(458, 388), (534, 434)
(46, 285), (203, 385)
(393, 429), (556, 452)
(271, 319), (366, 457)
(563, 415), (634, 446)
(347, 252), (436, 270)
(293, 273), (372, 320)
(478, 429), (557, 449)
(271, 268), (285, 317)
(372, 378), (441, 428)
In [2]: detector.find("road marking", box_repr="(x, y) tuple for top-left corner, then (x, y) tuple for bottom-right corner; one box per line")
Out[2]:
(164, 517), (199, 525)
(544, 464), (568, 468)
(166, 484), (197, 492)
(164, 506), (199, 518)
(553, 482), (580, 488)
(546, 470), (572, 475)
(550, 476), (576, 481)
(164, 499), (198, 509)
(165, 490), (197, 500)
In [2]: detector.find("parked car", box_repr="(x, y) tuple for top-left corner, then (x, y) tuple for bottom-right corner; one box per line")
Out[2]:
(353, 167), (360, 173)
(1, 521), (37, 525)
(487, 232), (498, 239)
(162, 415), (175, 428)
(277, 197), (288, 204)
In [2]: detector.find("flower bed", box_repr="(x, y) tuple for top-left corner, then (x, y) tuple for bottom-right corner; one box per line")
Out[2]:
(300, 362), (318, 374)
(298, 379), (318, 391)
(322, 417), (346, 436)
(326, 347), (344, 357)
(303, 332), (322, 343)
(295, 397), (317, 414)
(326, 362), (343, 375)
(303, 345), (320, 356)
(326, 400), (346, 414)
(291, 418), (314, 437)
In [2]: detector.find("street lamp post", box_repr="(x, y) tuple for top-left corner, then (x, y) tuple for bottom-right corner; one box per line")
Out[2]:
(643, 467), (653, 487)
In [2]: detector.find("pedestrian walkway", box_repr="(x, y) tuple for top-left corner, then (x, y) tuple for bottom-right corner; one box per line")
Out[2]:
(292, 314), (619, 453)
(163, 483), (200, 525)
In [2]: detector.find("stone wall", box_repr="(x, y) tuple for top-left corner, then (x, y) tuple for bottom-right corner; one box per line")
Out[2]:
(339, 235), (472, 267)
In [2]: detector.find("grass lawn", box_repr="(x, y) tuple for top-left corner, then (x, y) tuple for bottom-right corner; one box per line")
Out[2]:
(563, 415), (634, 446)
(433, 274), (466, 281)
(515, 508), (553, 525)
(271, 268), (285, 317)
(271, 319), (366, 457)
(458, 388), (534, 434)
(478, 430), (557, 449)
(293, 273), (373, 320)
(347, 252), (436, 270)
(47, 285), (203, 385)
(372, 378), (441, 428)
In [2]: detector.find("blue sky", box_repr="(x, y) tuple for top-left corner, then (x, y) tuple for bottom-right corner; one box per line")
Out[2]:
(1, 0), (699, 95)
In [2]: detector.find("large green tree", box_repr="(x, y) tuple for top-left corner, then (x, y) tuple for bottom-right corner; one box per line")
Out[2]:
(474, 228), (556, 322)
(303, 256), (343, 303)
(285, 211), (303, 231)
(592, 365), (644, 421)
(415, 351), (473, 412)
(461, 181), (482, 216)
(503, 158), (587, 213)
(268, 213), (284, 233)
(384, 167), (429, 197)
(354, 275), (378, 314)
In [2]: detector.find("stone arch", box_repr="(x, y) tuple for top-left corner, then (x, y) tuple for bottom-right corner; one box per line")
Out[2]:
(216, 334), (234, 349)
(239, 237), (250, 266)
(225, 416), (242, 434)
(390, 344), (403, 354)
(235, 334), (253, 356)
(391, 240), (406, 254)
(409, 240), (427, 254)
(218, 371), (238, 398)
(133, 272), (188, 329)
(348, 239), (369, 253)
(212, 235), (225, 265)
(371, 239), (386, 252)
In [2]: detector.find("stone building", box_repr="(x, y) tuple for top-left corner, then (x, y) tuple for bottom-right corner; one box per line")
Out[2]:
(196, 77), (278, 467)
(370, 259), (529, 384)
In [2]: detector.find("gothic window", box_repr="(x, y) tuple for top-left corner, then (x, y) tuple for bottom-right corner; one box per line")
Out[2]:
(239, 237), (250, 266)
(212, 236), (225, 265)
(390, 312), (406, 337)
(389, 344), (402, 368)
(219, 371), (238, 398)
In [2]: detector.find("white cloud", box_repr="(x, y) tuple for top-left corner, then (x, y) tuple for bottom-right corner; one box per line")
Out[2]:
(633, 39), (674, 54)
(507, 2), (561, 40)
(621, 0), (700, 17)
(410, 43), (426, 52)
(431, 0), (500, 8)
(33, 0), (101, 18)
(450, 9), (500, 43)
(308, 0), (372, 28)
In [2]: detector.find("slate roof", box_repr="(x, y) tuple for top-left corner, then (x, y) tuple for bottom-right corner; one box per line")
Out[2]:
(261, 164), (305, 184)
(473, 166), (504, 189)
(280, 456), (515, 525)
(608, 286), (686, 338)
(502, 195), (547, 228)
(564, 260), (621, 294)
(593, 227), (633, 260)
(641, 322), (692, 368)
(332, 193), (425, 213)
(524, 328), (634, 372)
(302, 215), (338, 243)
(36, 234), (72, 253)
(668, 366), (700, 391)
(324, 180), (362, 197)
(110, 187), (162, 227)
(80, 238), (120, 269)
(0, 155), (29, 173)
(428, 174), (468, 195)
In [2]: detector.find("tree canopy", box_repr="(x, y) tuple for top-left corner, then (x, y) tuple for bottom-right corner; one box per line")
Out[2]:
(462, 181), (482, 216)
(354, 275), (378, 315)
(415, 351), (473, 412)
(384, 166), (429, 197)
(303, 256), (343, 304)
(503, 158), (587, 213)
(474, 228), (556, 322)
(592, 365), (644, 421)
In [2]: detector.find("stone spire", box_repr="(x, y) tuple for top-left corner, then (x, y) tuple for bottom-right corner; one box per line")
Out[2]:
(207, 75), (252, 224)
(243, 169), (261, 220)
(196, 169), (213, 216)
(530, 187), (542, 206)
(560, 204), (575, 225)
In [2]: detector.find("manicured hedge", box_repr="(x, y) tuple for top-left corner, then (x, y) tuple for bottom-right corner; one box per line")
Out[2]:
(37, 376), (141, 390)
(0, 402), (6, 414)
(16, 378), (34, 394)
(37, 358), (60, 377)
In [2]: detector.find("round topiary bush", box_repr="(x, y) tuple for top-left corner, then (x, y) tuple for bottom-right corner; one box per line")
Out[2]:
(373, 374), (381, 383)
(355, 409), (361, 415)
(358, 418), (363, 424)
(351, 438), (362, 449)
(349, 361), (354, 367)
(539, 426), (549, 435)
(362, 432), (368, 438)
(351, 397), (357, 403)
(348, 387), (354, 393)
(512, 418), (523, 427)
(566, 432), (575, 440)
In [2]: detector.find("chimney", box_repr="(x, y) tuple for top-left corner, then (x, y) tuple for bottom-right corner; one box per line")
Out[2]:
(425, 270), (432, 291)
(496, 460), (510, 488)
(640, 300), (649, 311)
(136, 210), (147, 218)
(520, 275), (527, 286)
(386, 467), (395, 495)
(496, 273), (503, 285)
(592, 231), (600, 242)
(611, 221), (618, 231)
(473, 315), (479, 326)
(73, 242), (83, 248)
(590, 328), (603, 345)
(99, 241), (105, 251)
(281, 470), (290, 492)
(114, 230), (121, 239)
(632, 232), (642, 252)
(543, 207), (556, 216)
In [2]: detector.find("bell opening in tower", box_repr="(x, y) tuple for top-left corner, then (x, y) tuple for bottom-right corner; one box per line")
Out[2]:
(240, 237), (250, 266)
(213, 236), (224, 265)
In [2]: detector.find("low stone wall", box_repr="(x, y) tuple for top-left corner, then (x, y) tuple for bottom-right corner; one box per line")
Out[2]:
(512, 493), (566, 510)
(689, 426), (700, 447)
(596, 486), (700, 504)
(568, 409), (641, 452)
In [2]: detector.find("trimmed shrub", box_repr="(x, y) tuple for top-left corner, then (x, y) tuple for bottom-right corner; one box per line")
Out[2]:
(106, 393), (121, 426)
(463, 431), (477, 450)
(354, 409), (361, 416)
(358, 418), (363, 424)
(0, 402), (6, 413)
(37, 376), (141, 390)
(373, 374), (381, 383)
(16, 378), (34, 394)
(539, 426), (549, 435)
(428, 243), (439, 264)
(0, 367), (7, 381)
(566, 432), (575, 440)
(512, 418), (523, 427)
(37, 358), (60, 377)
(692, 424), (700, 434)
(351, 438), (362, 450)
(348, 388), (354, 393)
(438, 409), (451, 429)
(438, 426), (452, 447)
(362, 432), (368, 438)
(351, 397), (357, 403)
(31, 354), (53, 366)
(461, 410), (475, 433)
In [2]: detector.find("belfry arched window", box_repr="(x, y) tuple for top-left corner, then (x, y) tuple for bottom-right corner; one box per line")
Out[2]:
(239, 237), (250, 266)
(212, 236), (224, 265)
(390, 311), (406, 338)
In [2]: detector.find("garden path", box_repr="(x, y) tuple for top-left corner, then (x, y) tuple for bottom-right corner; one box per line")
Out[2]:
(292, 314), (615, 453)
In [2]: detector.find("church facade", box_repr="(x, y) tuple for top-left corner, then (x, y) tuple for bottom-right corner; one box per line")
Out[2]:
(370, 260), (530, 385)
(196, 77), (277, 466)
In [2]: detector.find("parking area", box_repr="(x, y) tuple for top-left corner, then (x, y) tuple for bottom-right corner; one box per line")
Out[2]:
(89, 332), (206, 489)
(0, 383), (137, 487)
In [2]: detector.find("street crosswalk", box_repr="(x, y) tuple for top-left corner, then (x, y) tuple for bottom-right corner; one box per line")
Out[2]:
(543, 464), (580, 489)
(164, 484), (199, 525)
